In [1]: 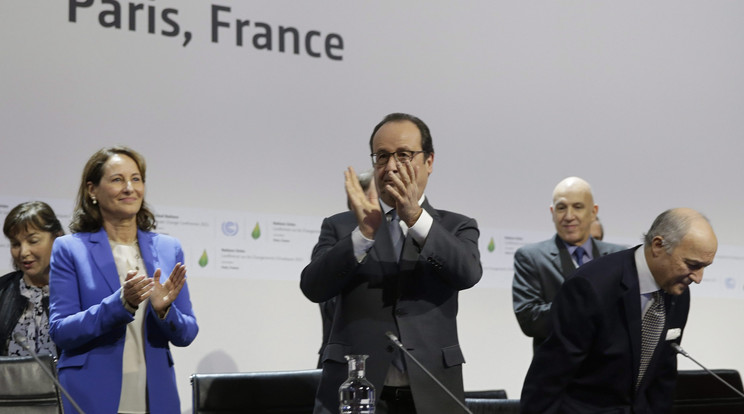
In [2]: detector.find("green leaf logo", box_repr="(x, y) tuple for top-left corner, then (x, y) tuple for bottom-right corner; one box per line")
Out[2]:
(487, 237), (495, 253)
(198, 250), (208, 267)
(251, 222), (261, 240)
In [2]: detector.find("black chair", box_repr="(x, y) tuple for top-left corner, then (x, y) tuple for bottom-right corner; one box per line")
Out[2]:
(464, 390), (519, 414)
(191, 369), (321, 414)
(0, 355), (63, 414)
(190, 370), (521, 414)
(464, 389), (508, 400)
(465, 398), (520, 414)
(672, 369), (744, 414)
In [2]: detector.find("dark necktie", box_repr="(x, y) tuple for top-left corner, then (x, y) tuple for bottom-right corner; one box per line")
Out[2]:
(388, 210), (404, 261)
(387, 209), (407, 373)
(637, 290), (665, 389)
(573, 246), (586, 266)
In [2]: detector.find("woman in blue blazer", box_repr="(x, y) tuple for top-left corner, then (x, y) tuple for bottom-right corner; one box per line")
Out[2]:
(49, 146), (198, 414)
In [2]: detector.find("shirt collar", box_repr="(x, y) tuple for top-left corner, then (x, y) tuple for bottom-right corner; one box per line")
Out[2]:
(635, 245), (660, 294)
(564, 238), (594, 261)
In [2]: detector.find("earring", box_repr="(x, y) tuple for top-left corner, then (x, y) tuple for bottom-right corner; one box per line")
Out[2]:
(91, 197), (97, 205)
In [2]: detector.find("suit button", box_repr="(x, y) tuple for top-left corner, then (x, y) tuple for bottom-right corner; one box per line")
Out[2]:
(386, 345), (394, 353)
(395, 309), (407, 316)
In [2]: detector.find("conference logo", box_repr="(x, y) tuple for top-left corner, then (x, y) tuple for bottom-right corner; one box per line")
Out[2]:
(221, 221), (239, 237)
(199, 250), (209, 268)
(487, 237), (495, 253)
(725, 277), (736, 290)
(251, 222), (261, 240)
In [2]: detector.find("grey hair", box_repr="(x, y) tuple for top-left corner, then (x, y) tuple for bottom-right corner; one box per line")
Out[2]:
(643, 209), (710, 253)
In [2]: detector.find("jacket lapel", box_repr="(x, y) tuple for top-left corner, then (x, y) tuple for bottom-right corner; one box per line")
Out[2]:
(88, 229), (120, 294)
(591, 239), (601, 258)
(421, 198), (437, 220)
(398, 199), (437, 273)
(368, 199), (437, 298)
(137, 230), (157, 278)
(621, 253), (643, 386)
(367, 210), (398, 273)
(552, 235), (576, 277)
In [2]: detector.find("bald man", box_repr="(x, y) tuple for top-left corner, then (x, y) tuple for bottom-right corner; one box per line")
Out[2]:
(521, 208), (718, 414)
(512, 177), (624, 351)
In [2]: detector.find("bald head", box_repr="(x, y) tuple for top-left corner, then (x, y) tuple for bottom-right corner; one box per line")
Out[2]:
(550, 177), (598, 246)
(644, 208), (715, 251)
(645, 208), (718, 295)
(552, 177), (594, 205)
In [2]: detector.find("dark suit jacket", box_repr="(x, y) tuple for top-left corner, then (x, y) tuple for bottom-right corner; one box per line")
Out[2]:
(520, 247), (688, 414)
(317, 297), (336, 368)
(512, 234), (624, 350)
(300, 199), (482, 414)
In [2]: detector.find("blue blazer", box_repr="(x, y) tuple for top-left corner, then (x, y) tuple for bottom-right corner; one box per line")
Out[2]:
(49, 228), (198, 414)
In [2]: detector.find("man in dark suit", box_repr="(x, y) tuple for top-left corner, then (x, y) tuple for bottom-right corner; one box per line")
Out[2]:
(512, 177), (624, 351)
(521, 208), (718, 414)
(301, 113), (482, 414)
(317, 169), (373, 369)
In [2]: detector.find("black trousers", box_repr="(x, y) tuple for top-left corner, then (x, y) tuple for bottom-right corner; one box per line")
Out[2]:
(379, 386), (416, 414)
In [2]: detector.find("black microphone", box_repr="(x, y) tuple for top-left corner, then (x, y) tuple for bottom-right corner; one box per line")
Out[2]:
(670, 342), (744, 399)
(385, 331), (473, 414)
(13, 332), (86, 414)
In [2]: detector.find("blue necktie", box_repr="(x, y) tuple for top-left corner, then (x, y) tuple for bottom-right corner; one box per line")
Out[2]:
(573, 246), (586, 266)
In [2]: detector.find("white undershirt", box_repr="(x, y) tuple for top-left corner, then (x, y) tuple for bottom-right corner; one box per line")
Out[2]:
(111, 241), (148, 413)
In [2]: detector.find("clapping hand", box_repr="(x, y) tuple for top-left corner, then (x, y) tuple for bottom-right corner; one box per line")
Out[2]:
(345, 166), (383, 239)
(123, 270), (153, 308)
(383, 159), (423, 227)
(151, 263), (187, 318)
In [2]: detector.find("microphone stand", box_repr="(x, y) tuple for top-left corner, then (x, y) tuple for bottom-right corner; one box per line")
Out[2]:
(385, 331), (473, 414)
(13, 333), (86, 414)
(671, 342), (744, 399)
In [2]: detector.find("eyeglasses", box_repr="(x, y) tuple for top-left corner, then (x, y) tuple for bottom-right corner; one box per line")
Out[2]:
(370, 150), (425, 166)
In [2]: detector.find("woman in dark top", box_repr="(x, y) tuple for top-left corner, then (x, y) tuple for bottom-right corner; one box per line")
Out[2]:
(0, 201), (64, 357)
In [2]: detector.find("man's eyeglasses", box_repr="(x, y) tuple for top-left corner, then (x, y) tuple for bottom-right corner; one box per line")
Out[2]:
(370, 150), (425, 166)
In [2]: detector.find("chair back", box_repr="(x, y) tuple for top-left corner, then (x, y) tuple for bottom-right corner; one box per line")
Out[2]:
(464, 389), (508, 400)
(672, 369), (744, 414)
(0, 355), (63, 414)
(191, 369), (321, 414)
(465, 398), (520, 414)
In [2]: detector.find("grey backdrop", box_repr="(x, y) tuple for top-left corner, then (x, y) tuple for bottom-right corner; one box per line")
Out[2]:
(2, 1), (742, 410)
